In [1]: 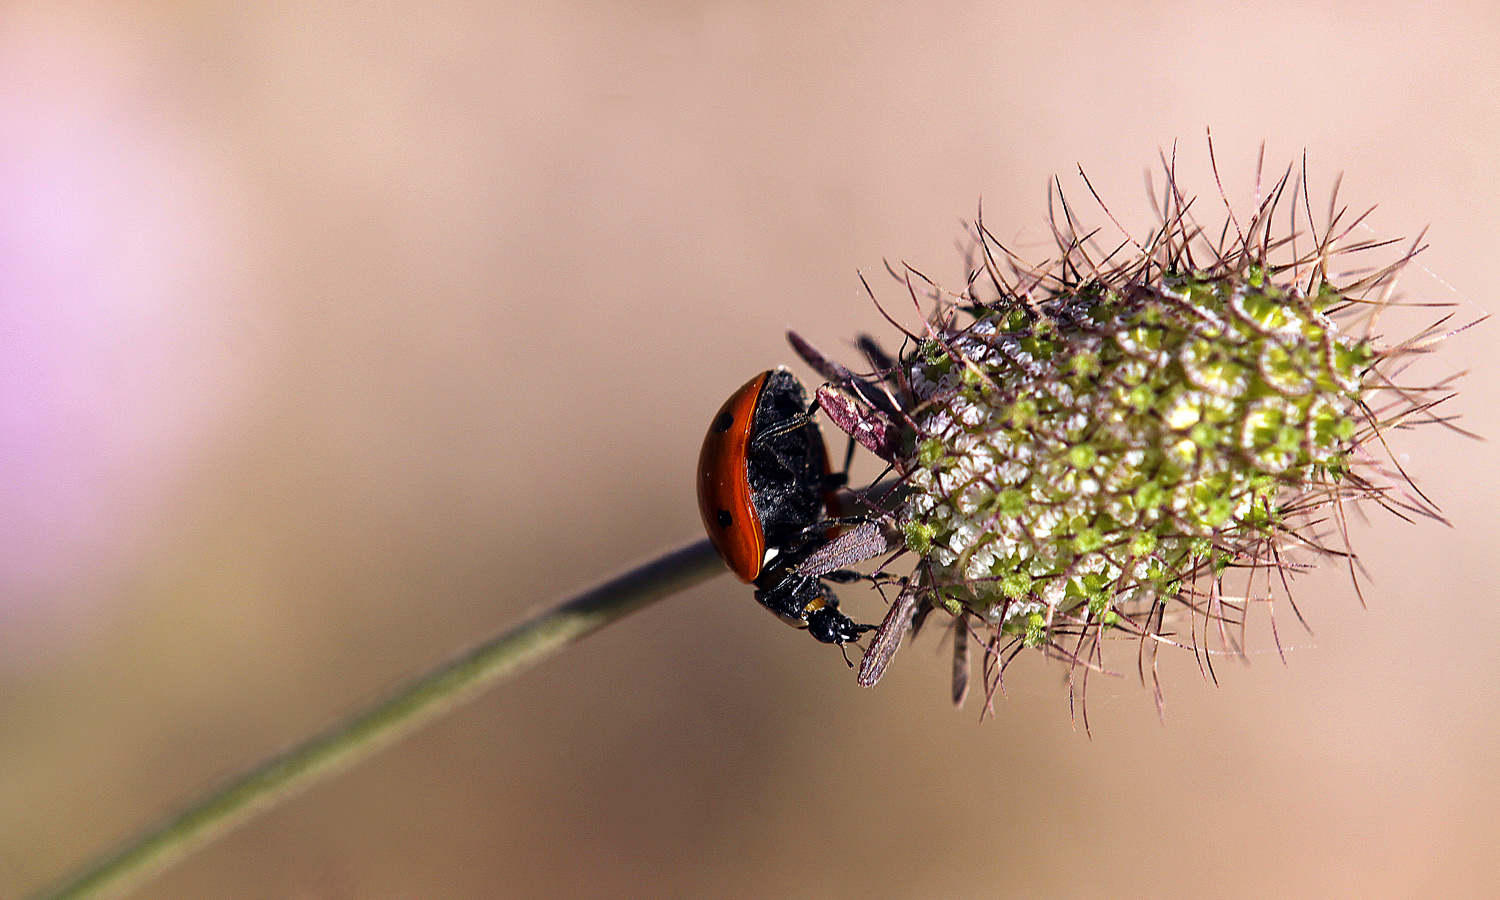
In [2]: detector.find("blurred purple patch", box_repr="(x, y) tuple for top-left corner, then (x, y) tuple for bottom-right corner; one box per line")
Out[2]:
(0, 16), (250, 666)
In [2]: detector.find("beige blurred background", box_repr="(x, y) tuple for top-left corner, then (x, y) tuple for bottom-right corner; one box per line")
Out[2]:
(2, 2), (1496, 898)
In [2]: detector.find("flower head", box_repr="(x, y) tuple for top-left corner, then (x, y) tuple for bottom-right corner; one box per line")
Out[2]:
(801, 151), (1466, 720)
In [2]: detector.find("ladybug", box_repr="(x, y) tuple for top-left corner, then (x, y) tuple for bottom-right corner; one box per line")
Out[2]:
(697, 368), (876, 646)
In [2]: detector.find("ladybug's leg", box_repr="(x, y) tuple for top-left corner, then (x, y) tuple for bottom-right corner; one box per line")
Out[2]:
(748, 404), (820, 446)
(749, 396), (852, 477)
(822, 569), (863, 584)
(796, 395), (856, 478)
(838, 429), (856, 478)
(807, 431), (855, 499)
(747, 406), (835, 494)
(820, 568), (898, 594)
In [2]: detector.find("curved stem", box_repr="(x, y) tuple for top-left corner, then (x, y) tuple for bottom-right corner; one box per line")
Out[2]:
(29, 538), (725, 900)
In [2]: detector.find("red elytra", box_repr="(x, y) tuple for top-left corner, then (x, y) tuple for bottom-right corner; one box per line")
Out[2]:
(696, 371), (770, 582)
(697, 369), (840, 582)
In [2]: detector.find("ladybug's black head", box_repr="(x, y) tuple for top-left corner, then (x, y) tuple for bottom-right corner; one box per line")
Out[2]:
(805, 604), (875, 645)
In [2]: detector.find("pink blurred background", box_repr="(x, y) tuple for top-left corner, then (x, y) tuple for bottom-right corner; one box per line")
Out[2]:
(2, 2), (1496, 898)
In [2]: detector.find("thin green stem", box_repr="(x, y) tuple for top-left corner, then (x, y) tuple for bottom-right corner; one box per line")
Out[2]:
(29, 537), (725, 900)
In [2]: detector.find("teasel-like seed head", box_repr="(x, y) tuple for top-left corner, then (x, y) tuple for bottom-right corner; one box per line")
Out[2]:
(809, 150), (1469, 722)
